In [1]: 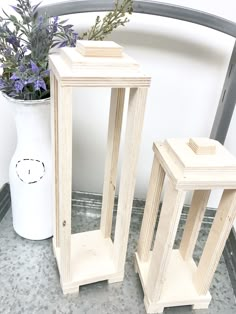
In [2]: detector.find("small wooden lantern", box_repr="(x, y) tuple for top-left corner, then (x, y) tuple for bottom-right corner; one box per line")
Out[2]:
(49, 41), (151, 294)
(135, 138), (236, 313)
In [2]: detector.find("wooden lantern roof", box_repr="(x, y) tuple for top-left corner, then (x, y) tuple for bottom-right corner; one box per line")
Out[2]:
(153, 137), (236, 189)
(49, 40), (151, 87)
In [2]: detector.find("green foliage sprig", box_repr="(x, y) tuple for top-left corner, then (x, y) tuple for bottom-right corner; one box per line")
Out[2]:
(81, 0), (133, 41)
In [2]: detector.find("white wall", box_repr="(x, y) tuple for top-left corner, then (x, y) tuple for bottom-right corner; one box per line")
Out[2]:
(1, 1), (236, 226)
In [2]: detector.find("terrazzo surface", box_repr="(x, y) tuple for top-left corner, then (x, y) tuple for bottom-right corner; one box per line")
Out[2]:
(0, 193), (236, 314)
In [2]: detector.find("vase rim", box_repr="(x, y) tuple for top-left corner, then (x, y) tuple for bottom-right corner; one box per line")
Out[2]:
(1, 92), (50, 106)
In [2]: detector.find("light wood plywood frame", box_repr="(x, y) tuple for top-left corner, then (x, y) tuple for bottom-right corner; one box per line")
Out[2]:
(135, 141), (236, 313)
(50, 51), (150, 293)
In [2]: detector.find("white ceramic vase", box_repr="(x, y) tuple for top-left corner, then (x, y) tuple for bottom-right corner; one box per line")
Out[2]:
(5, 94), (52, 240)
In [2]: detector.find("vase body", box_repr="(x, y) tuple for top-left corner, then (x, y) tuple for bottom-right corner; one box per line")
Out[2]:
(6, 95), (52, 240)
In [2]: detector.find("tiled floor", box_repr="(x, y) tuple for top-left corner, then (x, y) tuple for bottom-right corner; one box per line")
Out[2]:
(0, 194), (236, 314)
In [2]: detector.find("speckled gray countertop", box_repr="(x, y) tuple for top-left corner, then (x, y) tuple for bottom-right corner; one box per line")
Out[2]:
(0, 194), (236, 314)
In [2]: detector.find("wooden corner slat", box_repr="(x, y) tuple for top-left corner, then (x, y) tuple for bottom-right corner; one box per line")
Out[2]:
(137, 156), (165, 262)
(100, 88), (125, 238)
(113, 88), (148, 271)
(58, 86), (73, 283)
(193, 189), (236, 294)
(146, 180), (186, 302)
(179, 190), (211, 260)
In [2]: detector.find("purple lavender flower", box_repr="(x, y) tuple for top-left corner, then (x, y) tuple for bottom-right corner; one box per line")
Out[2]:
(30, 60), (39, 73)
(27, 77), (35, 84)
(34, 78), (46, 91)
(41, 69), (50, 77)
(0, 79), (6, 88)
(52, 16), (58, 32)
(6, 35), (20, 48)
(38, 16), (43, 24)
(38, 16), (43, 30)
(14, 80), (24, 93)
(58, 40), (67, 48)
(10, 73), (19, 80)
(0, 0), (84, 100)
(71, 32), (78, 47)
(19, 65), (25, 72)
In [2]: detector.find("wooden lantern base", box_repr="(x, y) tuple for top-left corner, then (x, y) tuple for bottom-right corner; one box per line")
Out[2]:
(53, 230), (123, 294)
(134, 250), (211, 314)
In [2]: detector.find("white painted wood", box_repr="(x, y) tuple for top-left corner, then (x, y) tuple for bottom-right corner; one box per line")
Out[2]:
(100, 88), (125, 238)
(58, 86), (73, 284)
(113, 88), (148, 274)
(179, 190), (211, 260)
(193, 189), (236, 294)
(137, 156), (165, 262)
(50, 73), (60, 247)
(146, 181), (186, 302)
(76, 40), (123, 57)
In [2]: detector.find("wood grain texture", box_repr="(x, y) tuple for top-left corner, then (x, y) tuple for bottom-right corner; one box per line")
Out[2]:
(146, 181), (186, 302)
(193, 189), (236, 294)
(135, 249), (211, 313)
(100, 88), (125, 238)
(137, 156), (165, 262)
(189, 138), (216, 155)
(53, 230), (116, 294)
(61, 47), (138, 71)
(49, 50), (151, 88)
(76, 40), (123, 57)
(58, 86), (73, 283)
(50, 73), (60, 248)
(179, 190), (211, 260)
(113, 88), (148, 273)
(153, 139), (236, 189)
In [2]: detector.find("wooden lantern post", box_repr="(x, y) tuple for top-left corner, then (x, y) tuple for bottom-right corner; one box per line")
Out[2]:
(135, 137), (236, 313)
(49, 41), (151, 294)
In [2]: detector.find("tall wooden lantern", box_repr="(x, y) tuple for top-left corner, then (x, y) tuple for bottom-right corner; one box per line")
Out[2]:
(135, 138), (236, 313)
(49, 41), (151, 294)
